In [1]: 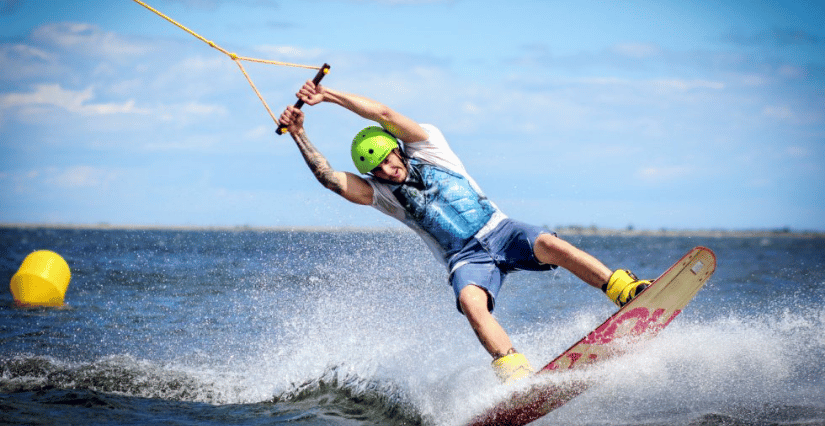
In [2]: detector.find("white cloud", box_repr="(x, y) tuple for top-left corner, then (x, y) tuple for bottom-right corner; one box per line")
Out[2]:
(152, 101), (229, 125)
(0, 44), (60, 80)
(1, 166), (123, 194)
(251, 45), (328, 71)
(651, 79), (725, 92)
(369, 0), (454, 4)
(737, 74), (770, 87)
(141, 130), (227, 151)
(244, 124), (270, 141)
(777, 65), (804, 79)
(179, 101), (227, 116)
(762, 105), (794, 120)
(785, 146), (808, 158)
(3, 44), (51, 61)
(147, 55), (239, 100)
(50, 166), (123, 189)
(637, 166), (694, 182)
(30, 22), (152, 60)
(612, 43), (662, 59)
(164, 0), (279, 10)
(580, 76), (724, 92)
(0, 84), (149, 116)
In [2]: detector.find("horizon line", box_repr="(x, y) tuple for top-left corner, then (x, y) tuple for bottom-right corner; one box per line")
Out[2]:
(2, 222), (823, 238)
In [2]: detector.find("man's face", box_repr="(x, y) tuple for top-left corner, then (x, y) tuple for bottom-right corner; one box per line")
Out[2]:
(371, 150), (407, 183)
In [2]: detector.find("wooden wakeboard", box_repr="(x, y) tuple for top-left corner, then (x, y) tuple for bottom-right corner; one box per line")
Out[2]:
(467, 246), (717, 426)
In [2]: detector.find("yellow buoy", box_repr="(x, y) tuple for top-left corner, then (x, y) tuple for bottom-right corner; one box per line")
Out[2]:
(10, 250), (71, 307)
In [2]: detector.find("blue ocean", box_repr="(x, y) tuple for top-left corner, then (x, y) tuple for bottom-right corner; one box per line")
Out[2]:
(1, 227), (824, 426)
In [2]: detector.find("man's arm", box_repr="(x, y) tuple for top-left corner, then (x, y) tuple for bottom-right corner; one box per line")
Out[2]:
(280, 106), (373, 206)
(296, 82), (429, 143)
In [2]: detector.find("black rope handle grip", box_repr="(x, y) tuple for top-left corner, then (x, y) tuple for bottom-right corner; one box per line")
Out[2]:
(276, 63), (331, 135)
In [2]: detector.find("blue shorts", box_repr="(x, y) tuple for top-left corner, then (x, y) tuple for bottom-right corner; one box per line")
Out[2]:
(448, 219), (557, 313)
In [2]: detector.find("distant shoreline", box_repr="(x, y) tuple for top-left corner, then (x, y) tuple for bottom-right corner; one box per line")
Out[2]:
(551, 226), (825, 239)
(2, 223), (823, 238)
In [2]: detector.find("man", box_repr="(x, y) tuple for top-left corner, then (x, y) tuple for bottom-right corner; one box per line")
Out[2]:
(278, 81), (650, 383)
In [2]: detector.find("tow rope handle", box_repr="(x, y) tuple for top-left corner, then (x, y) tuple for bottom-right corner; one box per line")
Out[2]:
(276, 63), (331, 135)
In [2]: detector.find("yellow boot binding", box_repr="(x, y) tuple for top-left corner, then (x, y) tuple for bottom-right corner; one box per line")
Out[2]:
(492, 350), (534, 384)
(604, 270), (651, 307)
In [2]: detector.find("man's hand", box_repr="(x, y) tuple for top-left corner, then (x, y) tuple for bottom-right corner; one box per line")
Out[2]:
(297, 80), (325, 106)
(279, 105), (304, 135)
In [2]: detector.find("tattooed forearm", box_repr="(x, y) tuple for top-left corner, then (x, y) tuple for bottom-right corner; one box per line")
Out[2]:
(292, 130), (344, 195)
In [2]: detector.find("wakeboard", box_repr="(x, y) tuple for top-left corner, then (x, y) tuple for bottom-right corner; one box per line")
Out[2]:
(468, 246), (717, 426)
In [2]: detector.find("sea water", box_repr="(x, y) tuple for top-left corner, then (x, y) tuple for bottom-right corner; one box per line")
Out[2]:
(1, 227), (823, 425)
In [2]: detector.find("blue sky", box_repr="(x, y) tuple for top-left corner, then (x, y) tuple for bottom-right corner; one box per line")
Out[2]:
(1, 0), (823, 231)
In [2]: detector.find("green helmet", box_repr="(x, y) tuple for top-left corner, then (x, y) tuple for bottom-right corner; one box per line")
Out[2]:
(351, 126), (399, 174)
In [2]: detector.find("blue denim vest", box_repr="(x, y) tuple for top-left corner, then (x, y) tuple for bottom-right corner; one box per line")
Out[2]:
(391, 159), (496, 257)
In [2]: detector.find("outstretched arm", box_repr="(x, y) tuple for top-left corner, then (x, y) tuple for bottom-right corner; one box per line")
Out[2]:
(279, 106), (373, 206)
(296, 82), (429, 143)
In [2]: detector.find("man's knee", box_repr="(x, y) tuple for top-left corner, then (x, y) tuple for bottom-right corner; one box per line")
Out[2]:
(458, 285), (492, 316)
(534, 233), (576, 264)
(534, 233), (561, 261)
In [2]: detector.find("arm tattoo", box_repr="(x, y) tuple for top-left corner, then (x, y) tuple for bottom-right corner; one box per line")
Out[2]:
(293, 131), (344, 195)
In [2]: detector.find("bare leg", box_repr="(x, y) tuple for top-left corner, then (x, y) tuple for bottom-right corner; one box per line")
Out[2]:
(532, 233), (611, 288)
(459, 285), (512, 357)
(460, 234), (613, 358)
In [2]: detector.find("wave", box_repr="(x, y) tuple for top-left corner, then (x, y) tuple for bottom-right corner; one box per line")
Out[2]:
(0, 355), (221, 403)
(0, 355), (429, 425)
(274, 365), (428, 425)
(2, 302), (824, 426)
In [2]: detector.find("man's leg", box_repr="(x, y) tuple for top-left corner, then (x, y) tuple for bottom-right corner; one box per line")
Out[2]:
(532, 233), (650, 307)
(532, 233), (611, 288)
(459, 284), (532, 383)
(458, 284), (512, 357)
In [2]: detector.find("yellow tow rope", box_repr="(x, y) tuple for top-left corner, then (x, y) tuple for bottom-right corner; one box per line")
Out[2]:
(132, 0), (326, 128)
